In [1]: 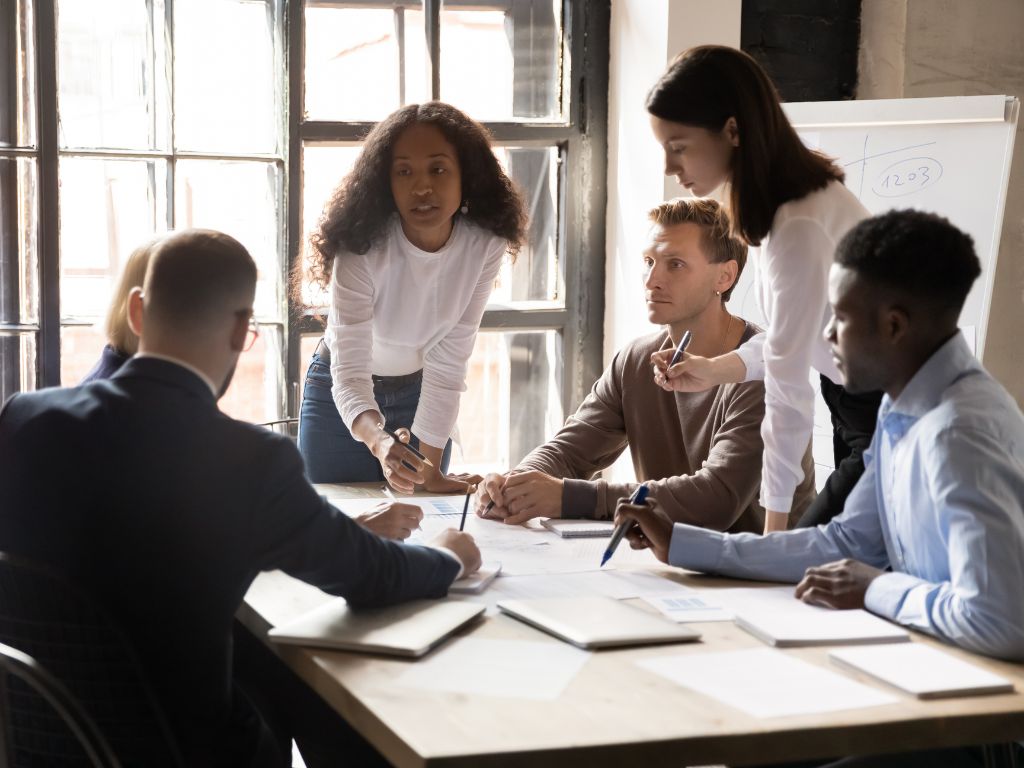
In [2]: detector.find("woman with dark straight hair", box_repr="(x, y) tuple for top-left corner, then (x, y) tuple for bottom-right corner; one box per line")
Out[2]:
(647, 45), (882, 532)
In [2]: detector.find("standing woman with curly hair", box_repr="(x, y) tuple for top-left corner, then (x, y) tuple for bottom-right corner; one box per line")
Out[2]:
(299, 102), (526, 494)
(647, 46), (882, 533)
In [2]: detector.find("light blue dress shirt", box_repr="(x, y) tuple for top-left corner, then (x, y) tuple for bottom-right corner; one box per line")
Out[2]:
(669, 333), (1024, 660)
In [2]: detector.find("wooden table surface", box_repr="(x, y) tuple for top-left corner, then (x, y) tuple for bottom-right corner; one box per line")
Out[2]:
(238, 484), (1024, 767)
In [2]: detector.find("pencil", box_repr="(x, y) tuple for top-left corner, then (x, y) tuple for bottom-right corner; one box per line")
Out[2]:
(459, 490), (471, 531)
(379, 425), (435, 468)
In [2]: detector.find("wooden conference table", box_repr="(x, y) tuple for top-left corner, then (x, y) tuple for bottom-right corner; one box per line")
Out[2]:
(238, 484), (1024, 768)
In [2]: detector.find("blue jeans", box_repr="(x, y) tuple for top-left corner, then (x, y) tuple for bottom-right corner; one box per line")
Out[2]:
(297, 341), (452, 483)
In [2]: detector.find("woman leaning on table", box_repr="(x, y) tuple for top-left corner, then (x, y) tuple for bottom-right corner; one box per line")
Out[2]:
(646, 46), (882, 533)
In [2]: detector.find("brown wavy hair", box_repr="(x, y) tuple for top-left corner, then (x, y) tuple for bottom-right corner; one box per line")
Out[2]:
(646, 45), (843, 247)
(304, 102), (526, 298)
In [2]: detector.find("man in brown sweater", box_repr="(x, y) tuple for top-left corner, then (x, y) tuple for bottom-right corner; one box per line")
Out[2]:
(477, 198), (815, 533)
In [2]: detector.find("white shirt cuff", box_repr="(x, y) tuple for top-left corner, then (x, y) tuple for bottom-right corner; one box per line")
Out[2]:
(667, 523), (727, 572)
(864, 570), (920, 620)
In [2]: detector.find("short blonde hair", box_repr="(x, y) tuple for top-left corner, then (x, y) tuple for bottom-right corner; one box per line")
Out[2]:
(104, 237), (161, 355)
(647, 198), (748, 301)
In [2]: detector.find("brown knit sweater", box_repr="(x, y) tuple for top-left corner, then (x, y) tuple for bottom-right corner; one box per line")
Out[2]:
(515, 324), (816, 533)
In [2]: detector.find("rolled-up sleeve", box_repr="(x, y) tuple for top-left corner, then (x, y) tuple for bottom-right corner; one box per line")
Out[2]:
(328, 253), (379, 432)
(412, 240), (506, 448)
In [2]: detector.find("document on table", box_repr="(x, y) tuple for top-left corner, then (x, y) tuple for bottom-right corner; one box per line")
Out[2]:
(329, 495), (469, 520)
(643, 593), (735, 623)
(396, 637), (590, 700)
(480, 569), (691, 604)
(829, 644), (1015, 699)
(637, 648), (898, 718)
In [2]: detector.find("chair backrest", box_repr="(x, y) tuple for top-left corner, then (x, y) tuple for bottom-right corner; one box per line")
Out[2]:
(0, 553), (184, 768)
(259, 417), (299, 442)
(0, 642), (121, 768)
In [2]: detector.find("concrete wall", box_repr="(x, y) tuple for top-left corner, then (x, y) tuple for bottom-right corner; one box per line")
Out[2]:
(859, 0), (1024, 405)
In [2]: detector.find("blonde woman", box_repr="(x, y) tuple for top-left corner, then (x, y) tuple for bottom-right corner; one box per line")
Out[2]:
(80, 237), (162, 383)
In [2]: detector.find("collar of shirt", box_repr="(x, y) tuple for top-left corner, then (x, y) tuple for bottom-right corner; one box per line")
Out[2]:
(134, 352), (220, 398)
(877, 332), (978, 439)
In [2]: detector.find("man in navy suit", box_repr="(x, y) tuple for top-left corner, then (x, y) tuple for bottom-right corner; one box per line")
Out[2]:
(0, 229), (481, 767)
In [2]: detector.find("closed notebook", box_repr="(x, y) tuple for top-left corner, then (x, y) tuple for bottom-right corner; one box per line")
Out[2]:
(448, 563), (502, 594)
(497, 597), (700, 649)
(830, 644), (1015, 699)
(734, 603), (909, 647)
(268, 599), (484, 658)
(541, 519), (615, 539)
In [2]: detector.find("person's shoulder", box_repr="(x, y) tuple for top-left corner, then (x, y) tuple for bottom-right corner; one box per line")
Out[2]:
(0, 381), (123, 439)
(925, 370), (1024, 448)
(772, 180), (869, 237)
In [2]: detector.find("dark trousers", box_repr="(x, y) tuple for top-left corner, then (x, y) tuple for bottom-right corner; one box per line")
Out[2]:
(232, 620), (391, 768)
(797, 376), (883, 528)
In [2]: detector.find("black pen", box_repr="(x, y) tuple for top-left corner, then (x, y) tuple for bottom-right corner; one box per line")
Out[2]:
(601, 484), (649, 567)
(459, 490), (472, 531)
(378, 424), (435, 468)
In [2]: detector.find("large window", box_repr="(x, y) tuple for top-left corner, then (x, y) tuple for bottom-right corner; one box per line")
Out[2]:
(2, 0), (608, 473)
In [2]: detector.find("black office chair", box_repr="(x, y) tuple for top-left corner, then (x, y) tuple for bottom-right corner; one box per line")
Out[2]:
(0, 642), (120, 767)
(0, 552), (184, 767)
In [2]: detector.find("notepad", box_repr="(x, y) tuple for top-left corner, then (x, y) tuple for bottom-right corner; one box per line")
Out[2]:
(448, 563), (502, 594)
(830, 644), (1015, 699)
(267, 599), (484, 658)
(734, 599), (909, 647)
(497, 597), (700, 649)
(541, 519), (615, 538)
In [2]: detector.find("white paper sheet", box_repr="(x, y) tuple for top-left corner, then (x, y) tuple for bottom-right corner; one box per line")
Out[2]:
(483, 570), (691, 603)
(643, 593), (735, 623)
(637, 648), (898, 718)
(396, 637), (590, 700)
(330, 495), (470, 520)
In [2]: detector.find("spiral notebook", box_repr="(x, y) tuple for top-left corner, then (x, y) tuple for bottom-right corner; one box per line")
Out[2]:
(541, 519), (615, 538)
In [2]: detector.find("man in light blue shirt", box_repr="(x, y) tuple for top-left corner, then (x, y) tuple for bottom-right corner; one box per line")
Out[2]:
(620, 210), (1024, 764)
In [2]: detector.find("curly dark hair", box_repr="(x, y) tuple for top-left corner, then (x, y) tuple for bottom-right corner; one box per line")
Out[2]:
(304, 102), (527, 295)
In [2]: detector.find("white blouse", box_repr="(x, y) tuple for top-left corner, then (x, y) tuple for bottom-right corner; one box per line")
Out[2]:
(733, 180), (870, 514)
(325, 216), (507, 449)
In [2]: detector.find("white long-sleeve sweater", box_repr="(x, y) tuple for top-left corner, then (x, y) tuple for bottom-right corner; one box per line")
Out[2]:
(326, 216), (507, 449)
(733, 180), (869, 513)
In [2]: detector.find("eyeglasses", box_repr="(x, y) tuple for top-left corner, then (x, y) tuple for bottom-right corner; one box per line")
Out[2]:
(243, 319), (260, 352)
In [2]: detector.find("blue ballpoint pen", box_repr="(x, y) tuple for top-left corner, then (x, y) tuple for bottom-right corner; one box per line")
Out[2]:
(667, 329), (693, 368)
(600, 484), (649, 567)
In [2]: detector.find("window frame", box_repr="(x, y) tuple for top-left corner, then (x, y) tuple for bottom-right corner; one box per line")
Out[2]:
(10, 0), (608, 438)
(285, 0), (609, 424)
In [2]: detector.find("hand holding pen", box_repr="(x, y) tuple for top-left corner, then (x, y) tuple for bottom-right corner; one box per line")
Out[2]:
(650, 330), (722, 394)
(601, 484), (649, 567)
(374, 424), (431, 493)
(611, 491), (674, 564)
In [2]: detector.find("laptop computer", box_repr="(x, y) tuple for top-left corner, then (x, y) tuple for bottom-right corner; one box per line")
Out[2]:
(497, 597), (701, 649)
(268, 598), (485, 658)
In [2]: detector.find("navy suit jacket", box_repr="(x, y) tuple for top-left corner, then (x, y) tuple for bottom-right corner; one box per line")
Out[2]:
(0, 357), (459, 764)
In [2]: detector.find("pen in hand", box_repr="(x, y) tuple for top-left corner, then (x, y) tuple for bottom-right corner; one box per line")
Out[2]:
(600, 484), (649, 568)
(459, 488), (473, 532)
(378, 424), (435, 468)
(667, 330), (693, 369)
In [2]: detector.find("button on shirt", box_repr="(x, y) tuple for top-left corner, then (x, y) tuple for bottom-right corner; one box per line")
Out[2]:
(669, 333), (1024, 660)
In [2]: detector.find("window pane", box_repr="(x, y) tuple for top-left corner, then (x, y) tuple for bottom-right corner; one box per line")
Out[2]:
(174, 0), (281, 154)
(0, 0), (36, 148)
(175, 159), (283, 321)
(456, 330), (563, 474)
(57, 0), (168, 150)
(219, 322), (284, 424)
(305, 4), (429, 121)
(0, 156), (38, 324)
(490, 146), (560, 304)
(0, 330), (36, 401)
(440, 3), (562, 121)
(59, 157), (167, 320)
(300, 144), (361, 308)
(59, 324), (105, 385)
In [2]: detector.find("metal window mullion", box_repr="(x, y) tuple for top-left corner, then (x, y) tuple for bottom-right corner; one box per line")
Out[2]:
(165, 0), (175, 229)
(424, 0), (440, 101)
(34, 0), (59, 387)
(285, 0), (304, 418)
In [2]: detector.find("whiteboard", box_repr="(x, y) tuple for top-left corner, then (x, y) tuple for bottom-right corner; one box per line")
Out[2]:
(732, 94), (1020, 358)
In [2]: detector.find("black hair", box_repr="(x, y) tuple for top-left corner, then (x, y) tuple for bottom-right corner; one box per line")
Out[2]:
(835, 209), (980, 315)
(304, 101), (526, 297)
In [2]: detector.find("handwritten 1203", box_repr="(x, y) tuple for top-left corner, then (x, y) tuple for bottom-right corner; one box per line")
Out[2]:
(872, 157), (943, 198)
